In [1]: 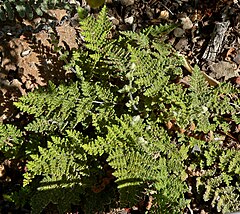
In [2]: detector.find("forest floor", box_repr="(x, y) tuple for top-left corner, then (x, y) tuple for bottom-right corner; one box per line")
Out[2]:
(0, 0), (239, 213)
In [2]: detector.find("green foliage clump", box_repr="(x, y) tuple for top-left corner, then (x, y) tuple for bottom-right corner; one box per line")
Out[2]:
(195, 143), (240, 213)
(0, 0), (72, 21)
(23, 135), (88, 213)
(1, 6), (239, 214)
(0, 123), (23, 158)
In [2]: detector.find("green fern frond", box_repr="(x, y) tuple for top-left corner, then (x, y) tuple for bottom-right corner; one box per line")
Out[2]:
(15, 82), (81, 133)
(8, 6), (240, 213)
(187, 66), (239, 132)
(22, 135), (89, 213)
(0, 123), (23, 158)
(30, 185), (84, 214)
(79, 6), (112, 65)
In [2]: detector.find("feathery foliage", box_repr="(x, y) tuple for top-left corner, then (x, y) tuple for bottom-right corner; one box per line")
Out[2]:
(0, 123), (23, 158)
(1, 6), (239, 213)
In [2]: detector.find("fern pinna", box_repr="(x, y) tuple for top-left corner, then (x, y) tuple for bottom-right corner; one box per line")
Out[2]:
(1, 5), (239, 213)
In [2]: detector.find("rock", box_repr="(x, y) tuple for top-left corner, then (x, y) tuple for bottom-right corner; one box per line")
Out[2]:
(160, 10), (169, 20)
(119, 24), (129, 31)
(125, 16), (134, 25)
(120, 0), (134, 6)
(209, 61), (239, 81)
(20, 49), (31, 57)
(180, 16), (193, 30)
(175, 38), (188, 50)
(173, 27), (185, 37)
(68, 0), (77, 4)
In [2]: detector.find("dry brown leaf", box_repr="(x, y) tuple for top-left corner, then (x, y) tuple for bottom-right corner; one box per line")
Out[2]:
(34, 30), (52, 48)
(16, 39), (46, 87)
(48, 9), (68, 22)
(56, 23), (78, 49)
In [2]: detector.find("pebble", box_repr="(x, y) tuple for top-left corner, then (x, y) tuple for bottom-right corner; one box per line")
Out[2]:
(180, 16), (193, 30)
(146, 6), (154, 19)
(0, 164), (5, 178)
(173, 27), (185, 37)
(120, 0), (134, 6)
(175, 38), (188, 50)
(160, 10), (169, 20)
(124, 16), (134, 25)
(68, 0), (76, 4)
(21, 49), (31, 57)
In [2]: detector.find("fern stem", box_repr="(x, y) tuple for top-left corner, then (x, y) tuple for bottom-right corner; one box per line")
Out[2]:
(92, 101), (104, 104)
(129, 92), (138, 111)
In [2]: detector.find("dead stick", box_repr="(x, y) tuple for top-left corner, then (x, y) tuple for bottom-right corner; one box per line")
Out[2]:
(181, 55), (220, 86)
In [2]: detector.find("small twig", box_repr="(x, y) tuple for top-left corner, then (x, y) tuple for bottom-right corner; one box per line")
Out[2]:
(181, 54), (220, 86)
(187, 205), (194, 214)
(129, 92), (138, 111)
(219, 130), (240, 143)
(5, 141), (13, 147)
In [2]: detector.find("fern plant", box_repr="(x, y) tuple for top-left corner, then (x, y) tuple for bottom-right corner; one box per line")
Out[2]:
(2, 5), (239, 213)
(195, 143), (240, 213)
(0, 123), (23, 158)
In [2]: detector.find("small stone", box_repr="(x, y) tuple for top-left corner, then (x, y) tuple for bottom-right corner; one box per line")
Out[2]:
(68, 0), (76, 4)
(237, 124), (240, 132)
(209, 61), (238, 81)
(25, 80), (33, 90)
(11, 79), (22, 87)
(21, 49), (31, 57)
(118, 210), (128, 214)
(180, 16), (193, 30)
(173, 27), (185, 37)
(1, 114), (7, 121)
(160, 10), (169, 19)
(120, 0), (134, 6)
(124, 16), (134, 25)
(70, 13), (80, 27)
(175, 38), (188, 50)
